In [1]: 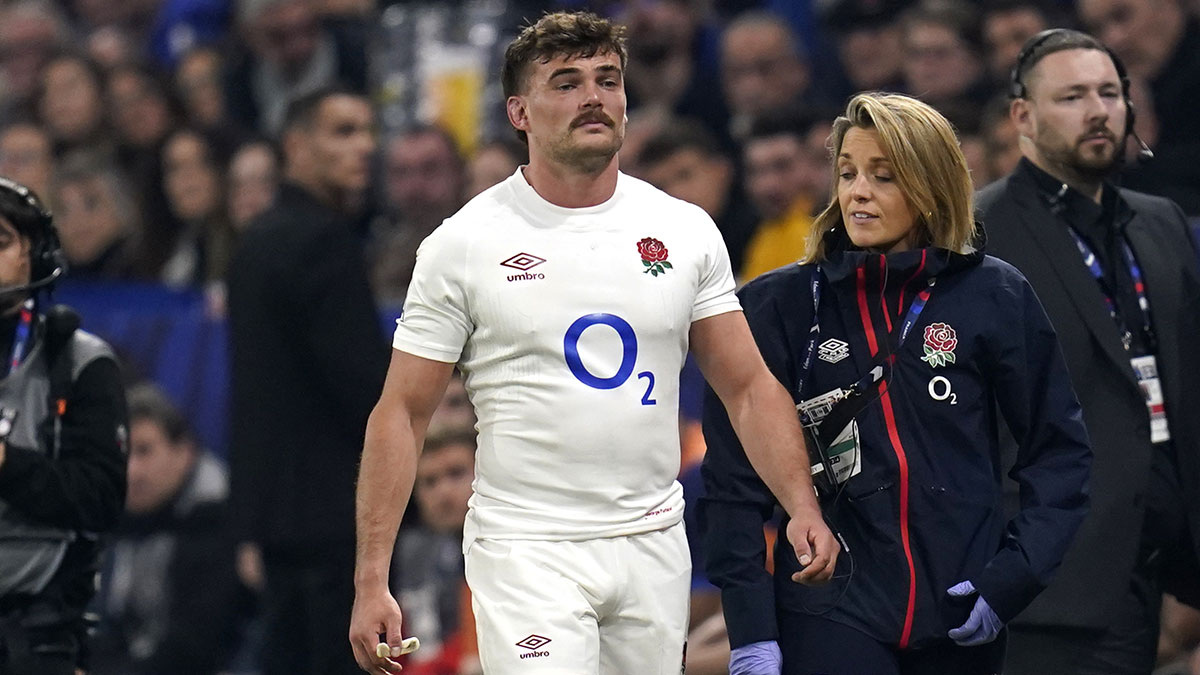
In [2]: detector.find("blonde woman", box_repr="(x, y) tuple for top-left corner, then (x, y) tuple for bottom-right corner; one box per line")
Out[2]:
(701, 93), (1091, 674)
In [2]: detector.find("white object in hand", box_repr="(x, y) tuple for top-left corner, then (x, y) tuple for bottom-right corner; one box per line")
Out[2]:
(375, 637), (420, 659)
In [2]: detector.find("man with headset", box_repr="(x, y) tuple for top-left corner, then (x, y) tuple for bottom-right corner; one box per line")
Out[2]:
(0, 176), (127, 674)
(978, 29), (1200, 674)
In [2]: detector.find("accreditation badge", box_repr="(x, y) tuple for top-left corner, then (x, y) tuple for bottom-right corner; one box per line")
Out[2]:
(1131, 355), (1171, 443)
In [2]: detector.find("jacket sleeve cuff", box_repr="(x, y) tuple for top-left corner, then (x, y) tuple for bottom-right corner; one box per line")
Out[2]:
(722, 583), (780, 648)
(973, 548), (1043, 623)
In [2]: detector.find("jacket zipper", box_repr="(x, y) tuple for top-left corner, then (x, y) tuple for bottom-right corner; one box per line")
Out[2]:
(855, 258), (921, 648)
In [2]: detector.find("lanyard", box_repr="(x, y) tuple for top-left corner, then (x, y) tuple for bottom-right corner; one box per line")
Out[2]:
(1066, 228), (1154, 352)
(6, 299), (34, 378)
(796, 265), (935, 398)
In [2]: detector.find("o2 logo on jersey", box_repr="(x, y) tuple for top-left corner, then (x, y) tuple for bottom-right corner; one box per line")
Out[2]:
(563, 313), (656, 405)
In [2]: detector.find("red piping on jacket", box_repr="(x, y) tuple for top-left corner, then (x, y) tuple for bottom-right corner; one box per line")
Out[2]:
(856, 260), (919, 649)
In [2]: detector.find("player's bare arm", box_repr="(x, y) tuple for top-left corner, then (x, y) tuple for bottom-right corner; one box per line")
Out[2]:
(689, 310), (840, 585)
(350, 350), (455, 674)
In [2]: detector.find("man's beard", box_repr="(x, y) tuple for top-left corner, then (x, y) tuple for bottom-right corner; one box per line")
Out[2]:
(1043, 127), (1121, 182)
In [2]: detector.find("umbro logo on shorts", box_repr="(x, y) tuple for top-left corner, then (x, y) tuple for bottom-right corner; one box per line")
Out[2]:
(819, 338), (850, 363)
(516, 634), (551, 659)
(502, 253), (547, 282)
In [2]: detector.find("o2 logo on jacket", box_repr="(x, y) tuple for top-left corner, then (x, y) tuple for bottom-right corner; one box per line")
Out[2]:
(563, 313), (656, 405)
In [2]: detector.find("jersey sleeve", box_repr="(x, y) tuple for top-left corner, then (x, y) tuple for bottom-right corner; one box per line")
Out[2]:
(691, 209), (742, 323)
(392, 224), (473, 363)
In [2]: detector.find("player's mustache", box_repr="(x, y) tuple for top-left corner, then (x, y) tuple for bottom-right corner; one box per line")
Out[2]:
(571, 112), (615, 129)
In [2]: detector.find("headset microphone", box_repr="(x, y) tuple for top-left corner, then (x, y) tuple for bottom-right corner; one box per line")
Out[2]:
(1131, 131), (1155, 162)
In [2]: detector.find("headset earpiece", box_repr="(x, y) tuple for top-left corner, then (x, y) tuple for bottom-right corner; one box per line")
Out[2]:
(0, 176), (65, 290)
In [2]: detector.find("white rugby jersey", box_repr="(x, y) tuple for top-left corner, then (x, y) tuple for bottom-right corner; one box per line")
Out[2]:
(393, 169), (740, 543)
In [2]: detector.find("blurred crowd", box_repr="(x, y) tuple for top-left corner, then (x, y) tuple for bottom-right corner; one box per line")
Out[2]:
(2, 0), (1199, 672)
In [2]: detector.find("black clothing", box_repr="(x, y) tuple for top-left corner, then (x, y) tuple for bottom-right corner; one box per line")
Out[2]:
(227, 181), (387, 675)
(1120, 18), (1200, 215)
(777, 609), (1005, 675)
(91, 453), (245, 675)
(978, 158), (1200, 671)
(0, 308), (128, 673)
(702, 229), (1090, 652)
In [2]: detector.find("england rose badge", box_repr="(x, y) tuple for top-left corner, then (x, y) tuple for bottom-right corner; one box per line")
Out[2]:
(638, 237), (672, 276)
(920, 323), (957, 368)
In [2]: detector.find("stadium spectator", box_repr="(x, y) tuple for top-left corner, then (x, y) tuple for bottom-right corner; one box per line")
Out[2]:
(226, 138), (280, 232)
(91, 382), (246, 675)
(369, 125), (465, 305)
(978, 29), (1200, 675)
(704, 91), (1090, 675)
(899, 0), (990, 130)
(173, 46), (230, 134)
(720, 10), (813, 141)
(390, 427), (480, 675)
(980, 94), (1022, 183)
(227, 86), (387, 675)
(1080, 0), (1200, 214)
(464, 138), (526, 199)
(0, 121), (55, 199)
(0, 176), (128, 675)
(34, 52), (110, 158)
(636, 117), (759, 279)
(48, 151), (138, 280)
(822, 0), (907, 95)
(225, 0), (369, 135)
(981, 0), (1051, 86)
(0, 1), (69, 124)
(107, 64), (180, 171)
(144, 127), (234, 287)
(622, 0), (728, 144)
(739, 110), (827, 281)
(350, 11), (837, 675)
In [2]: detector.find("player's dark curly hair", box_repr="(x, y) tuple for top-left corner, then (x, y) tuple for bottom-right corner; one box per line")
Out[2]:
(501, 11), (627, 144)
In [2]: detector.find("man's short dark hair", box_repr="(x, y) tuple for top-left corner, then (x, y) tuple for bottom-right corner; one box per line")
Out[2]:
(636, 119), (726, 170)
(281, 85), (366, 135)
(1011, 29), (1114, 99)
(501, 11), (627, 143)
(127, 382), (192, 445)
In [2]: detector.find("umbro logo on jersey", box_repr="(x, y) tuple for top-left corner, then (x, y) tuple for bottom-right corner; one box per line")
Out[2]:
(818, 338), (850, 363)
(501, 253), (546, 271)
(516, 634), (551, 659)
(502, 252), (546, 281)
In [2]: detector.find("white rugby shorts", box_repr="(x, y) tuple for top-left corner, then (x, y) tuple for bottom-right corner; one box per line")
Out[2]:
(465, 521), (691, 674)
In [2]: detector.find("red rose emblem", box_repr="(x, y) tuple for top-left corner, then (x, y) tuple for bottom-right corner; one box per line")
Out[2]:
(637, 237), (669, 263)
(924, 323), (957, 353)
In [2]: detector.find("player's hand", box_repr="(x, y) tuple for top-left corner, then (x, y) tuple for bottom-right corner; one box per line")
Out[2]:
(786, 505), (839, 585)
(350, 586), (405, 674)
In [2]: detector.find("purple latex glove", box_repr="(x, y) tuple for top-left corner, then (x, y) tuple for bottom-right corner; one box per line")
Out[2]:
(947, 580), (1003, 646)
(729, 640), (782, 675)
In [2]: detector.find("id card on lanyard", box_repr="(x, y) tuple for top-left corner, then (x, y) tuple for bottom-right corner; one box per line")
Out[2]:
(1067, 229), (1170, 442)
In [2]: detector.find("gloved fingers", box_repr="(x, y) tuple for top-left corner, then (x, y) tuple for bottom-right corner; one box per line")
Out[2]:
(946, 580), (976, 597)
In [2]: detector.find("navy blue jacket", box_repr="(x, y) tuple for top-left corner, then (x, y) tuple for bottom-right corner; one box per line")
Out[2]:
(701, 229), (1091, 650)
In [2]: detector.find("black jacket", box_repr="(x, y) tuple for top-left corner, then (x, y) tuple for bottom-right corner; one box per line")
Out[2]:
(226, 183), (388, 557)
(978, 159), (1200, 629)
(701, 229), (1090, 649)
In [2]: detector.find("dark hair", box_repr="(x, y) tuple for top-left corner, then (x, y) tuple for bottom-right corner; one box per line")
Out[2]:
(501, 11), (627, 143)
(901, 0), (983, 55)
(127, 382), (192, 444)
(1009, 29), (1115, 99)
(636, 118), (726, 169)
(281, 85), (366, 134)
